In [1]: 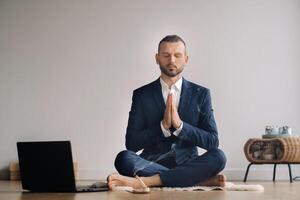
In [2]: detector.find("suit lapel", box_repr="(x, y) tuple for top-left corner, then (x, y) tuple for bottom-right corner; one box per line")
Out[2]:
(152, 78), (165, 114)
(178, 78), (192, 118)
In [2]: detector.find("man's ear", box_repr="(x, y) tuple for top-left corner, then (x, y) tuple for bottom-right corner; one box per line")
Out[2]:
(155, 53), (159, 64)
(185, 55), (189, 64)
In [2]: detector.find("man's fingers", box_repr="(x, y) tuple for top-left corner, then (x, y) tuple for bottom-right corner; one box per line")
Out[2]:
(167, 93), (172, 103)
(167, 93), (173, 108)
(170, 97), (177, 111)
(162, 93), (173, 130)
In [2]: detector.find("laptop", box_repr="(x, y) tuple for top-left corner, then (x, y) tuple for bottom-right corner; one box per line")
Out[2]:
(17, 141), (108, 192)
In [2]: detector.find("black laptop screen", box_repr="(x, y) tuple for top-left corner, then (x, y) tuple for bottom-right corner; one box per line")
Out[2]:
(17, 141), (76, 192)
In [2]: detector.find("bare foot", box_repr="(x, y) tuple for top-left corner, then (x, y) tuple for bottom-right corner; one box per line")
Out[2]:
(107, 173), (144, 190)
(198, 174), (227, 187)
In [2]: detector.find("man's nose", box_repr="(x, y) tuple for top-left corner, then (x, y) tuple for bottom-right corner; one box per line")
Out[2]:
(170, 55), (176, 63)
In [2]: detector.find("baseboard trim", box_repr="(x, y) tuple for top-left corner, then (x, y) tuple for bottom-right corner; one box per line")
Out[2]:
(77, 166), (300, 181)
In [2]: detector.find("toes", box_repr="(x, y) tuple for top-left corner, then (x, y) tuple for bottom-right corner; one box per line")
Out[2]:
(108, 182), (116, 190)
(107, 173), (119, 181)
(107, 173), (120, 190)
(218, 174), (227, 182)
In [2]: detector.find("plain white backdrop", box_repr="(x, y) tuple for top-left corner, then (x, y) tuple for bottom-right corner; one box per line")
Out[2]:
(0, 0), (299, 180)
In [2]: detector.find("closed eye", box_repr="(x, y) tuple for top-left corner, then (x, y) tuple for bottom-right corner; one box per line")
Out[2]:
(175, 53), (183, 58)
(162, 53), (170, 58)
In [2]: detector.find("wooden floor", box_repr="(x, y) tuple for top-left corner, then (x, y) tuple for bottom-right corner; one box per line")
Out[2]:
(0, 180), (300, 200)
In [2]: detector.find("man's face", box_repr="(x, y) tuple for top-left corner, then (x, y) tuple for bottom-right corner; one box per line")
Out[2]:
(156, 41), (188, 77)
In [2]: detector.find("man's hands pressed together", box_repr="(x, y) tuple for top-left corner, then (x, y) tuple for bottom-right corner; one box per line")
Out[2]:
(162, 93), (182, 130)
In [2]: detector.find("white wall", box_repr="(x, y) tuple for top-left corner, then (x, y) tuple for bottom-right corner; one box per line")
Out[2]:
(0, 0), (299, 181)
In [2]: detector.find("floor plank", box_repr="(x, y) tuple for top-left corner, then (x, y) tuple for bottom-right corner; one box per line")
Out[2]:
(0, 181), (299, 200)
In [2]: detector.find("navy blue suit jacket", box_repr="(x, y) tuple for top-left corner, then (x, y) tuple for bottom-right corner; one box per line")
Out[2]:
(125, 78), (219, 165)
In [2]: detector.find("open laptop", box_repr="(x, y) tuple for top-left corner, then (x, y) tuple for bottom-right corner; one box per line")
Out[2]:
(17, 141), (108, 192)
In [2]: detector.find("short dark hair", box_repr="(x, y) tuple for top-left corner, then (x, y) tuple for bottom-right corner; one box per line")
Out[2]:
(158, 35), (186, 53)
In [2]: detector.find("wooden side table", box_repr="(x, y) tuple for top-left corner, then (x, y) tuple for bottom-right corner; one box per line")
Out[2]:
(243, 137), (300, 183)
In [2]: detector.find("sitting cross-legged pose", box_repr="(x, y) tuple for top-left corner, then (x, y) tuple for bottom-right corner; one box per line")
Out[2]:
(108, 35), (227, 189)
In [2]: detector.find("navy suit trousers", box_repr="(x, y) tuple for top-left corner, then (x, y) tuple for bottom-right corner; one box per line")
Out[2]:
(114, 148), (226, 187)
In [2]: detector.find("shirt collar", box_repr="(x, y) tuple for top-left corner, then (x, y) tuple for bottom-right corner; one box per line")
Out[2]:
(160, 77), (182, 92)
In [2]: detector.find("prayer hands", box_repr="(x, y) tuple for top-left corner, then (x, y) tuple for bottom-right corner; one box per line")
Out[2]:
(162, 94), (182, 130)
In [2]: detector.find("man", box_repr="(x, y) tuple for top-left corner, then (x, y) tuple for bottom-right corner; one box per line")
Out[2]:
(108, 35), (226, 189)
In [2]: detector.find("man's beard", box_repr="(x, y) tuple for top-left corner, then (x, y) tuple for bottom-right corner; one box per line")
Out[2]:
(159, 64), (184, 77)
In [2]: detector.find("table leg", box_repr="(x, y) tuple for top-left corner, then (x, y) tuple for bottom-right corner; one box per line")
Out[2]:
(243, 163), (253, 182)
(288, 164), (293, 183)
(273, 163), (277, 182)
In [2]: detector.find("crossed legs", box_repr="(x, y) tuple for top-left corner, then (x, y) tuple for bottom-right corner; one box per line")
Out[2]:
(108, 149), (226, 189)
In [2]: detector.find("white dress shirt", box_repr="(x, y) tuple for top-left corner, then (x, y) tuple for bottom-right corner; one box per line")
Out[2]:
(160, 77), (183, 137)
